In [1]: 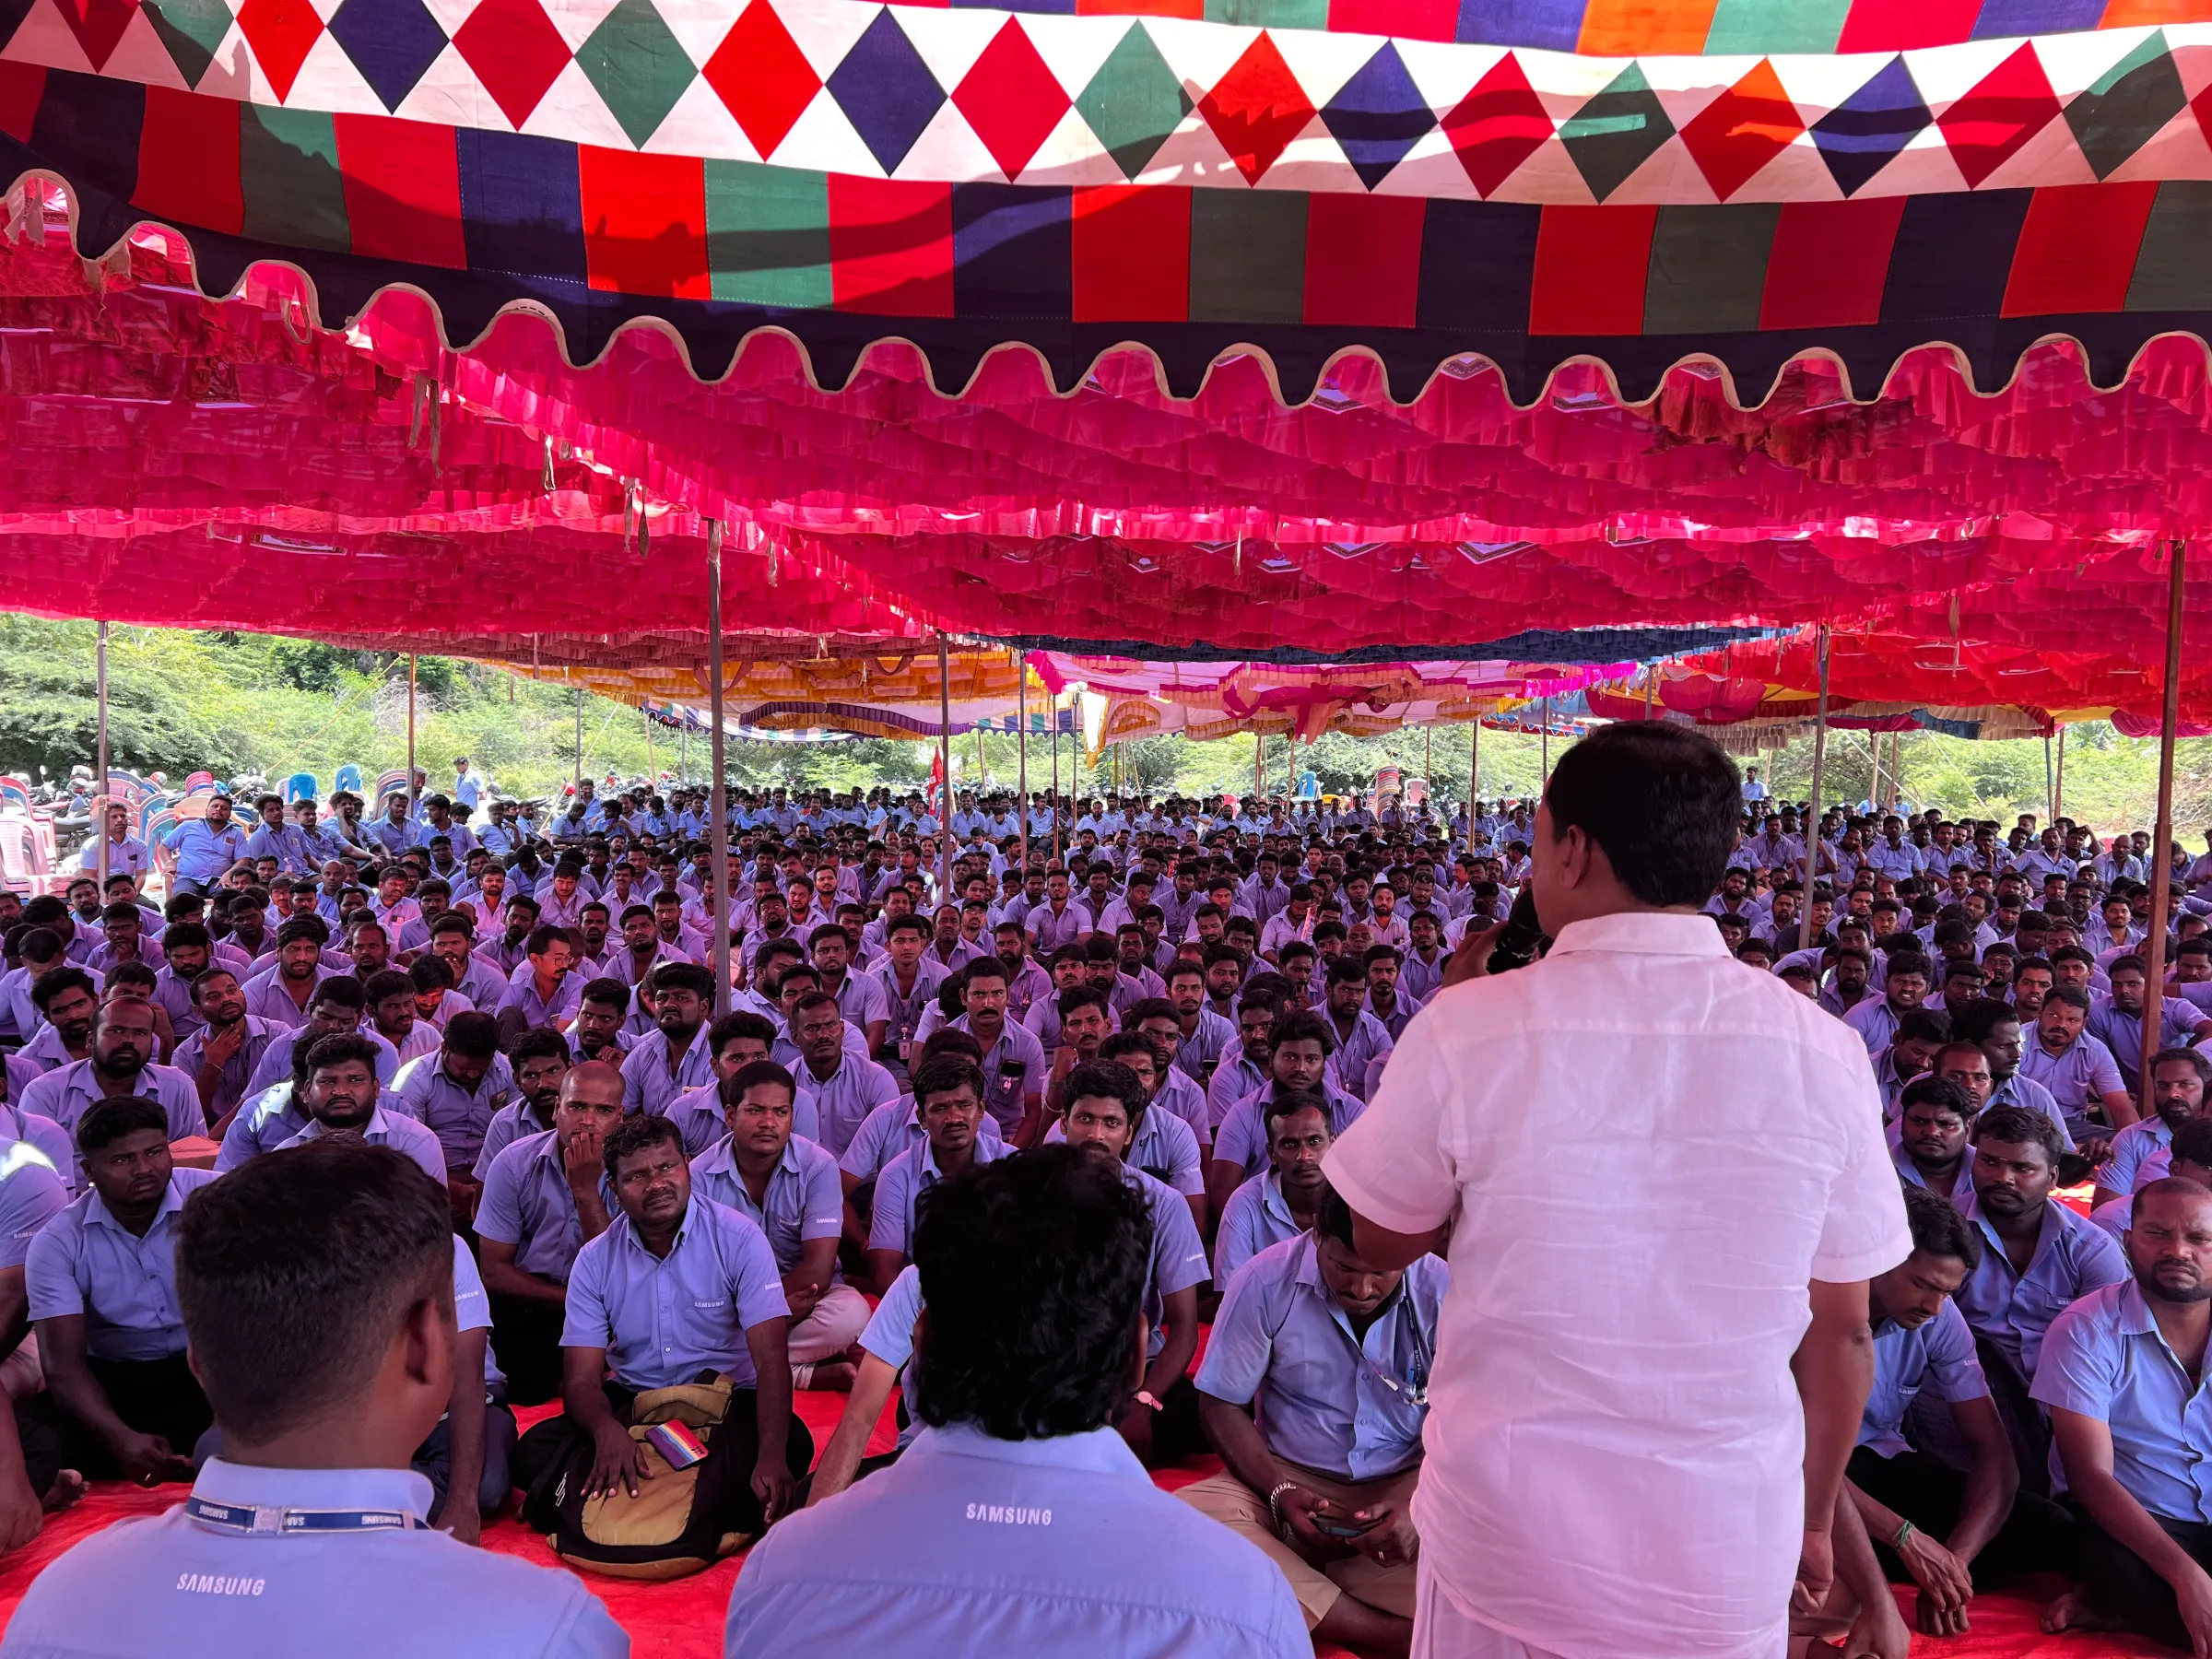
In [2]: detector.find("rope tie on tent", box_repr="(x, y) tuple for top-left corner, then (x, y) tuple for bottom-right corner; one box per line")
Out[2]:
(622, 483), (636, 552)
(542, 435), (557, 493)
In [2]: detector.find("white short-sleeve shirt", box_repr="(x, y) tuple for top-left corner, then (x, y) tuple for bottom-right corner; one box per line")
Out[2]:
(1323, 909), (1910, 1659)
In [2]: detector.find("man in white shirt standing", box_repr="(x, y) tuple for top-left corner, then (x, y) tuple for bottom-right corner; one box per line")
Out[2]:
(1324, 724), (1912, 1659)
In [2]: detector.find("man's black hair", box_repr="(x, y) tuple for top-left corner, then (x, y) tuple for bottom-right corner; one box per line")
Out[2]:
(653, 961), (716, 1001)
(912, 1054), (985, 1104)
(1064, 1059), (1147, 1126)
(2041, 983), (2092, 1016)
(361, 969), (413, 1005)
(1947, 997), (2018, 1045)
(1540, 724), (1743, 909)
(601, 1110), (684, 1177)
(1894, 1008), (1951, 1046)
(302, 1032), (382, 1078)
(1264, 1087), (1332, 1137)
(1898, 1075), (1971, 1122)
(1972, 1104), (2065, 1165)
(524, 924), (570, 958)
(29, 967), (94, 1012)
(720, 1059), (795, 1110)
(508, 1027), (571, 1070)
(909, 1145), (1152, 1441)
(176, 1141), (451, 1443)
(2153, 1047), (2212, 1088)
(1314, 1185), (1358, 1252)
(1270, 1008), (1335, 1056)
(708, 1010), (777, 1052)
(441, 1010), (500, 1061)
(1900, 1185), (1982, 1271)
(76, 1096), (169, 1154)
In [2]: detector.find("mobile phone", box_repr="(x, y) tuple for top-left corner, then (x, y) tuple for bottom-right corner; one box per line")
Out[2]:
(1312, 1515), (1376, 1539)
(1001, 1059), (1028, 1081)
(643, 1421), (709, 1471)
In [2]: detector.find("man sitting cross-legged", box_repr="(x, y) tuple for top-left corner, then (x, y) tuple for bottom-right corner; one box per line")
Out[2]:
(24, 1100), (214, 1487)
(473, 1062), (623, 1406)
(558, 1113), (809, 1539)
(1181, 1185), (1446, 1658)
(2037, 1177), (2212, 1652)
(689, 1061), (868, 1393)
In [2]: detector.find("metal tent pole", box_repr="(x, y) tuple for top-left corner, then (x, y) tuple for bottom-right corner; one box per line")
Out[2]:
(94, 621), (109, 888)
(2044, 734), (2054, 825)
(643, 703), (654, 787)
(706, 524), (731, 1018)
(2054, 726), (2066, 822)
(1051, 722), (1061, 865)
(2140, 541), (2187, 1126)
(936, 635), (954, 900)
(1801, 626), (1831, 955)
(1540, 698), (1551, 784)
(1467, 720), (1479, 856)
(573, 686), (583, 791)
(406, 655), (418, 804)
(1017, 652), (1030, 872)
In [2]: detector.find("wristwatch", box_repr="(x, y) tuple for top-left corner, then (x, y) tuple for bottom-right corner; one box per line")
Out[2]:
(1133, 1390), (1163, 1412)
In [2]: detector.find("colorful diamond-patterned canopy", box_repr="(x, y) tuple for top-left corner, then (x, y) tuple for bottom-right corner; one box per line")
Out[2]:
(12, 3), (2212, 399)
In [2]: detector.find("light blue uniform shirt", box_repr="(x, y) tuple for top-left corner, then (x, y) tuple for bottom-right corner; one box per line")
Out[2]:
(0, 1140), (67, 1268)
(2018, 1033), (2125, 1134)
(1126, 1165), (1210, 1359)
(1983, 1073), (2076, 1153)
(1955, 1194), (2128, 1381)
(1043, 1110), (1204, 1197)
(724, 1421), (1305, 1659)
(946, 1016), (1048, 1136)
(1213, 1171), (1308, 1289)
(161, 818), (249, 885)
(472, 1102), (553, 1182)
(1213, 1084), (1365, 1179)
(858, 1265), (926, 1447)
(790, 1053), (901, 1159)
(77, 835), (151, 875)
(1197, 1232), (1444, 1482)
(1324, 1009), (1395, 1103)
(868, 1139), (1014, 1259)
(689, 1135), (842, 1277)
(497, 965), (581, 1030)
(245, 1024), (399, 1099)
(18, 1061), (205, 1168)
(836, 1099), (1002, 1183)
(2034, 1278), (2212, 1524)
(560, 1198), (789, 1390)
(0, 1458), (626, 1659)
(242, 824), (317, 876)
(171, 1018), (280, 1124)
(476, 1129), (613, 1284)
(1858, 1304), (1989, 1458)
(214, 1084), (308, 1171)
(618, 1026), (716, 1121)
(274, 1108), (447, 1183)
(26, 1169), (217, 1360)
(2104, 1117), (2179, 1196)
(387, 1053), (513, 1173)
(240, 964), (347, 1033)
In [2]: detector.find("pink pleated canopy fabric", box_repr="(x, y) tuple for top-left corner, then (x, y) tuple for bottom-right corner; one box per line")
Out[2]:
(13, 217), (2212, 663)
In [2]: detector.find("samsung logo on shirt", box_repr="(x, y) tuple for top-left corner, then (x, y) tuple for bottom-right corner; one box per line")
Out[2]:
(177, 1573), (265, 1595)
(965, 1502), (1052, 1525)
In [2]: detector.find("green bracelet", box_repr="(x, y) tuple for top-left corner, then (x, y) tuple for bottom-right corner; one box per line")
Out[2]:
(1893, 1520), (1916, 1551)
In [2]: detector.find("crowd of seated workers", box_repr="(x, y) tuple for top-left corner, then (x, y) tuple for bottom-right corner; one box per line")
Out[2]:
(0, 771), (2208, 1653)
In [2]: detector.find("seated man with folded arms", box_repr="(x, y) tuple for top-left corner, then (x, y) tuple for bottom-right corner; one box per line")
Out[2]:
(2035, 1177), (2212, 1651)
(473, 1062), (624, 1406)
(25, 1100), (214, 1487)
(559, 1114), (806, 1537)
(1043, 1031), (1204, 1235)
(2094, 1048), (2211, 1214)
(1181, 1186), (1445, 1655)
(689, 1060), (867, 1392)
(866, 1057), (1011, 1297)
(0, 1141), (626, 1658)
(276, 1035), (446, 1182)
(1215, 1090), (1335, 1290)
(1058, 1060), (1211, 1465)
(1844, 1187), (2065, 1641)
(726, 1145), (1304, 1659)
(1891, 1077), (1977, 1205)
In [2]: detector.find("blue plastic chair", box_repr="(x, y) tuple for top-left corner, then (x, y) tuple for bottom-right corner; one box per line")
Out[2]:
(335, 764), (364, 796)
(283, 771), (318, 803)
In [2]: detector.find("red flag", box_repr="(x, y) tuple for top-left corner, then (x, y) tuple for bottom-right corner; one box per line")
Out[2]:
(928, 748), (945, 817)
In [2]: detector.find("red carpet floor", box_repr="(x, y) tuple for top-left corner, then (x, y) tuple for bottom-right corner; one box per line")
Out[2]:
(0, 1387), (2171, 1659)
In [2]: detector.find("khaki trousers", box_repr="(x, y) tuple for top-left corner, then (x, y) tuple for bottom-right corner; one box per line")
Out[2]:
(1178, 1463), (1420, 1628)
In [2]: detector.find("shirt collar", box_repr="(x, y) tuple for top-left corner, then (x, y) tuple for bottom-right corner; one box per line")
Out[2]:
(87, 1171), (186, 1234)
(902, 1421), (1150, 1483)
(192, 1458), (436, 1524)
(1546, 911), (1732, 960)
